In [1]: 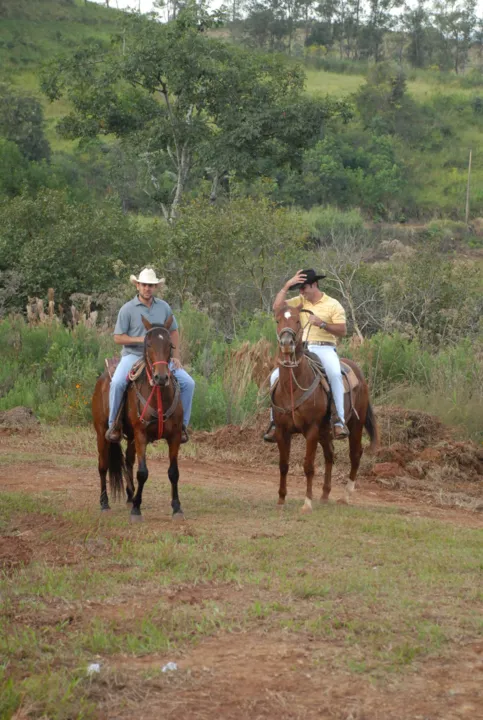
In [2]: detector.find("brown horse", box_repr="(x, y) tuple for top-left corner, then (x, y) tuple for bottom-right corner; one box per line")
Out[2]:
(91, 316), (184, 521)
(272, 303), (378, 510)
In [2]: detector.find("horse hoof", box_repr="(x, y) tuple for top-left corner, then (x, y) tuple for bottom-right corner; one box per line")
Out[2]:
(101, 507), (111, 513)
(301, 505), (313, 514)
(172, 511), (185, 522)
(337, 498), (348, 505)
(130, 512), (144, 523)
(277, 502), (285, 511)
(301, 498), (313, 513)
(320, 497), (330, 504)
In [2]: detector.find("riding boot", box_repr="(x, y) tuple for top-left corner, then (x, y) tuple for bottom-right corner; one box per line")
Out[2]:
(333, 423), (350, 439)
(263, 422), (277, 443)
(105, 394), (126, 443)
(105, 426), (122, 443)
(181, 424), (189, 444)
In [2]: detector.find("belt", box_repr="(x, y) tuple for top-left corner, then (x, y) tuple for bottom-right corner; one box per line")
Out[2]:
(308, 341), (336, 347)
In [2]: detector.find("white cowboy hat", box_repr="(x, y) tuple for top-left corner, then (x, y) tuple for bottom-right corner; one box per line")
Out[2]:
(129, 268), (165, 286)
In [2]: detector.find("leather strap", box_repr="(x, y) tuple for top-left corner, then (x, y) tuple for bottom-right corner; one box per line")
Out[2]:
(135, 375), (181, 425)
(270, 371), (321, 415)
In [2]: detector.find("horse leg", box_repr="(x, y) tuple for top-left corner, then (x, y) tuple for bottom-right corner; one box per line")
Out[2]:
(130, 431), (148, 522)
(345, 419), (364, 504)
(167, 434), (184, 520)
(301, 426), (319, 513)
(319, 428), (334, 503)
(125, 437), (136, 507)
(97, 431), (110, 512)
(276, 429), (291, 508)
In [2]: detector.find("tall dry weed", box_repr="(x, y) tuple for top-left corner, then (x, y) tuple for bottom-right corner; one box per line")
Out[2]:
(223, 339), (275, 426)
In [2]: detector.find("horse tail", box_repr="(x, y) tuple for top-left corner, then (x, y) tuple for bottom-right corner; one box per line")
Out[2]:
(108, 442), (125, 501)
(364, 401), (379, 454)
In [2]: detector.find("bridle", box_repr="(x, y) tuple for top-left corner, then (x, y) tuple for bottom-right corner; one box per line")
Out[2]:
(139, 326), (174, 440)
(143, 326), (173, 387)
(274, 309), (319, 424)
(276, 309), (314, 368)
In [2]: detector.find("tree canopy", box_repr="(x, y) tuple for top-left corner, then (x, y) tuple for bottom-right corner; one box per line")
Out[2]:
(41, 1), (349, 218)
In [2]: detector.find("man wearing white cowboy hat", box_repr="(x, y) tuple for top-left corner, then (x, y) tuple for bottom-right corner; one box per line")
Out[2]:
(105, 268), (195, 443)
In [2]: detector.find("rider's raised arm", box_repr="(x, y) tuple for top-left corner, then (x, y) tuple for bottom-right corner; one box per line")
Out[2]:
(272, 270), (307, 313)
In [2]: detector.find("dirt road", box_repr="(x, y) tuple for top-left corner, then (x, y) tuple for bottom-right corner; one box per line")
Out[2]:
(0, 427), (482, 720)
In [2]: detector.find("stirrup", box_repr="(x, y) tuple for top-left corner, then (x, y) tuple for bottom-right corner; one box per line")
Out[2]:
(105, 426), (121, 443)
(263, 422), (277, 443)
(333, 423), (349, 440)
(181, 425), (189, 444)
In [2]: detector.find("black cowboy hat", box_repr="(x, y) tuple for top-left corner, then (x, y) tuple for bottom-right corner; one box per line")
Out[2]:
(290, 268), (326, 290)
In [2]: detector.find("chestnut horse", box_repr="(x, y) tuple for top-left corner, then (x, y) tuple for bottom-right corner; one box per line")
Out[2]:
(91, 316), (184, 521)
(272, 304), (378, 510)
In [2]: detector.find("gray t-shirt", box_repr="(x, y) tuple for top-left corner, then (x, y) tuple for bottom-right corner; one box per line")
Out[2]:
(114, 296), (179, 357)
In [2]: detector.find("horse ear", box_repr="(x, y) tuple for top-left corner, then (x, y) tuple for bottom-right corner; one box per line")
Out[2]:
(141, 315), (152, 331)
(275, 303), (288, 319)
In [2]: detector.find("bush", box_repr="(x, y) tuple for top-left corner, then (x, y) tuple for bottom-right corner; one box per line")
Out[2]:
(0, 190), (158, 309)
(306, 206), (365, 244)
(0, 316), (113, 423)
(343, 333), (483, 441)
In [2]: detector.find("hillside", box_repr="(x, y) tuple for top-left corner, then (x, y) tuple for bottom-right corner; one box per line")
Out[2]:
(1, 0), (483, 220)
(0, 0), (122, 148)
(0, 0), (120, 74)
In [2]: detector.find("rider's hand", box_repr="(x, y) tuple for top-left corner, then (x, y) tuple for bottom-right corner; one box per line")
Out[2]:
(171, 357), (183, 370)
(307, 315), (321, 326)
(285, 269), (307, 290)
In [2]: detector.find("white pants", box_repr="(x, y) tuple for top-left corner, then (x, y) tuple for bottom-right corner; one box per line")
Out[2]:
(270, 344), (345, 425)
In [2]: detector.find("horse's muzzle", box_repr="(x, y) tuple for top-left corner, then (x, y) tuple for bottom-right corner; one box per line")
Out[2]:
(279, 334), (296, 354)
(152, 373), (168, 387)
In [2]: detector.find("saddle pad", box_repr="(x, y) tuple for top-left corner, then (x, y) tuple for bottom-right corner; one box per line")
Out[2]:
(105, 357), (145, 382)
(340, 360), (359, 392)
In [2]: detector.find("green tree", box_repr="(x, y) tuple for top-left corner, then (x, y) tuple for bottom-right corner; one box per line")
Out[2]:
(161, 197), (308, 329)
(354, 63), (421, 141)
(432, 0), (476, 73)
(358, 0), (402, 62)
(0, 84), (51, 162)
(0, 139), (28, 196)
(0, 190), (156, 307)
(43, 2), (347, 219)
(403, 1), (430, 68)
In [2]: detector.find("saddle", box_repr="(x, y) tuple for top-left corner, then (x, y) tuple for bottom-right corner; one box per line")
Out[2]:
(105, 356), (145, 382)
(304, 351), (359, 394)
(270, 351), (359, 425)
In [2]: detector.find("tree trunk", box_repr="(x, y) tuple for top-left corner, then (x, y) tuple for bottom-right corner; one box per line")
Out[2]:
(169, 142), (190, 220)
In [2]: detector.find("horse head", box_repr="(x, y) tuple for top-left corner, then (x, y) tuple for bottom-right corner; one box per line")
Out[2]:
(141, 315), (174, 387)
(275, 303), (304, 360)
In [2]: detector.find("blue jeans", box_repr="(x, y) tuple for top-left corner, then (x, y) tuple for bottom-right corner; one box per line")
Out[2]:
(270, 344), (345, 425)
(108, 353), (195, 428)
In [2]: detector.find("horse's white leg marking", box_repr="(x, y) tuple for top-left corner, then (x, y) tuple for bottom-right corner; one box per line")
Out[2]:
(302, 497), (313, 512)
(344, 480), (356, 503)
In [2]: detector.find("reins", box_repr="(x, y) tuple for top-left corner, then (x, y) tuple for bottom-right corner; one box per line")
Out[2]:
(274, 310), (321, 422)
(138, 327), (173, 440)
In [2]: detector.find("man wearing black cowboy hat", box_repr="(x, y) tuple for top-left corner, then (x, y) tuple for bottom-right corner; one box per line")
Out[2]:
(264, 268), (349, 442)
